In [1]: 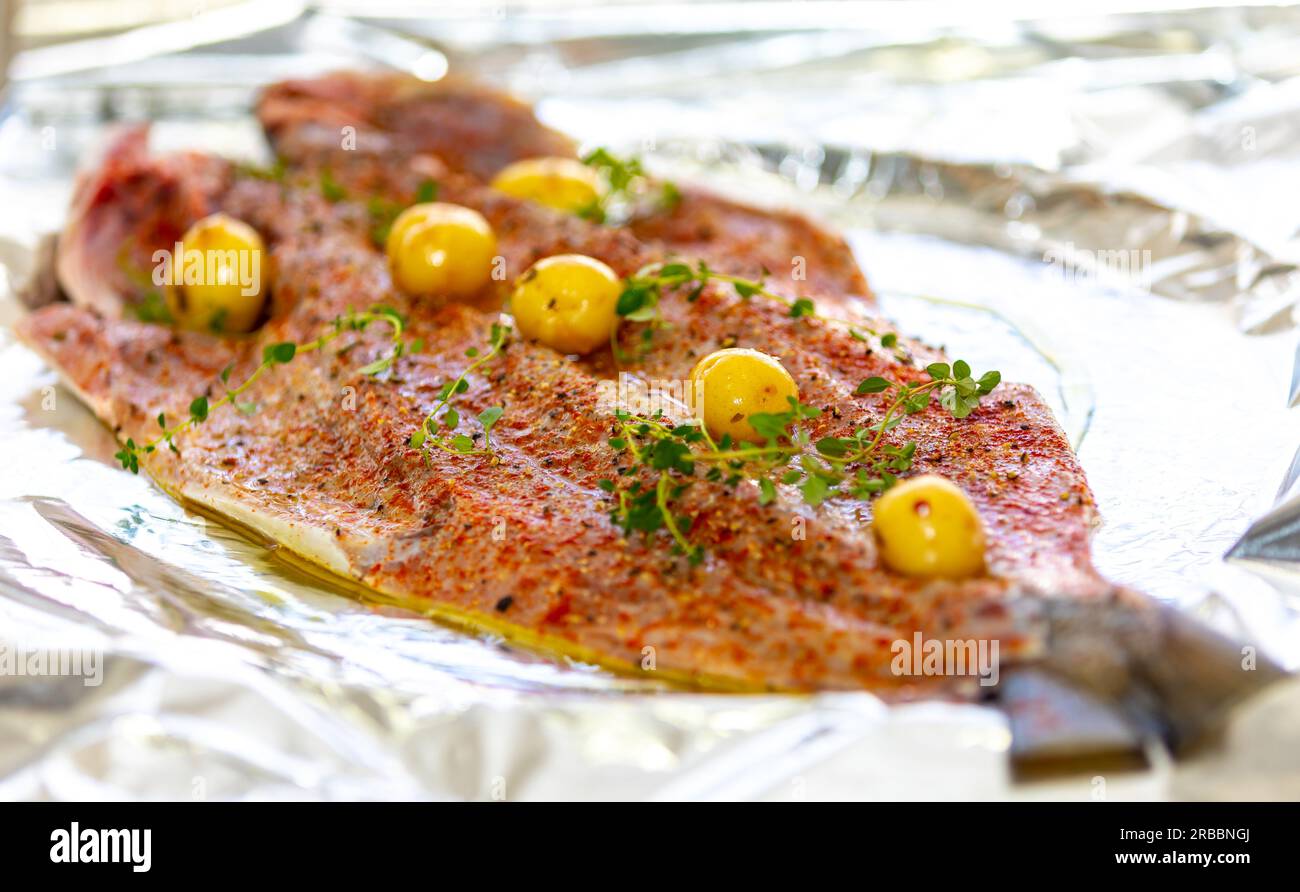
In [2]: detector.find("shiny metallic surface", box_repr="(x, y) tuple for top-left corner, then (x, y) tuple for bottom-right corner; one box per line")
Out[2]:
(1, 4), (1299, 800)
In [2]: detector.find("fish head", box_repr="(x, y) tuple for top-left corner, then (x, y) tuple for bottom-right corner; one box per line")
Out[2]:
(55, 124), (230, 319)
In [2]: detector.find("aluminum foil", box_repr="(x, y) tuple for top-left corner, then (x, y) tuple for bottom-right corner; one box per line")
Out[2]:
(3, 4), (1300, 801)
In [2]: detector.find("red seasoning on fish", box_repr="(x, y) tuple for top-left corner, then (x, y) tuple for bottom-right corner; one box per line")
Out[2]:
(14, 75), (1283, 735)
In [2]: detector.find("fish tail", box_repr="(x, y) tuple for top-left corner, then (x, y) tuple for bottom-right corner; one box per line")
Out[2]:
(999, 592), (1288, 774)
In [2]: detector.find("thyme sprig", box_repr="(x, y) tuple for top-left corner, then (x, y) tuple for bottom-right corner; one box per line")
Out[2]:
(579, 148), (680, 225)
(612, 260), (881, 362)
(599, 360), (1000, 562)
(114, 307), (408, 473)
(601, 402), (814, 564)
(408, 321), (511, 459)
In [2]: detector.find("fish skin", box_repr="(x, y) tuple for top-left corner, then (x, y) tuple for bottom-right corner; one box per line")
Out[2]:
(257, 71), (872, 309)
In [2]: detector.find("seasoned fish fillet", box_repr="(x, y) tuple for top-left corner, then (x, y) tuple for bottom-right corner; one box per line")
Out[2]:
(13, 82), (1285, 750)
(21, 125), (1093, 694)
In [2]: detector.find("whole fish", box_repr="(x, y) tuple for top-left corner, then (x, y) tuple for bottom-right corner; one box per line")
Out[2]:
(13, 77), (1286, 762)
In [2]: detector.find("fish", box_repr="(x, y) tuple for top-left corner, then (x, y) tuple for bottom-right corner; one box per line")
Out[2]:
(13, 78), (1287, 762)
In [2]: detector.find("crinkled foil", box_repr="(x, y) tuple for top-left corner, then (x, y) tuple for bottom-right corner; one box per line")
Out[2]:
(3, 5), (1300, 801)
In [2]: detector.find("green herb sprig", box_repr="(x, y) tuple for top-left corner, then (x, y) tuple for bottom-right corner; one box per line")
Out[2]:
(408, 321), (511, 460)
(114, 307), (409, 473)
(579, 148), (680, 225)
(601, 403), (813, 564)
(612, 260), (883, 363)
(598, 360), (1000, 562)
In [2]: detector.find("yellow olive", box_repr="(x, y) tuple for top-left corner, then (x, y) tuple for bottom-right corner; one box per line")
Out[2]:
(510, 254), (621, 355)
(165, 213), (267, 333)
(872, 475), (987, 579)
(689, 348), (799, 444)
(386, 202), (497, 298)
(490, 157), (602, 214)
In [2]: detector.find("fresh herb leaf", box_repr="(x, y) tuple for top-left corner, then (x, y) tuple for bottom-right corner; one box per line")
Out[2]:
(415, 180), (439, 203)
(856, 377), (890, 394)
(790, 298), (816, 318)
(263, 342), (296, 365)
